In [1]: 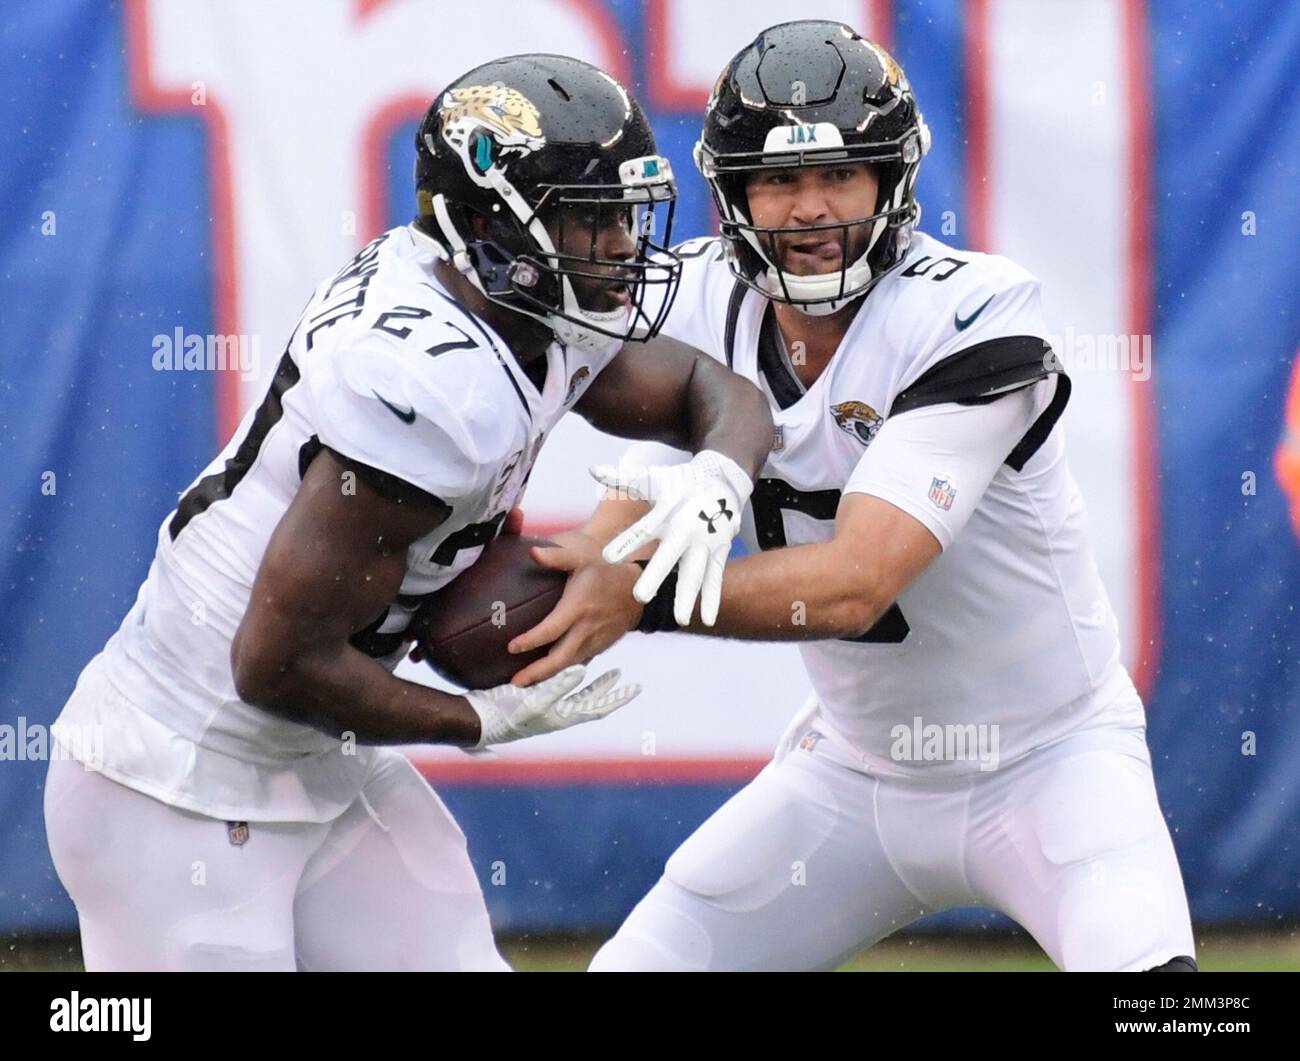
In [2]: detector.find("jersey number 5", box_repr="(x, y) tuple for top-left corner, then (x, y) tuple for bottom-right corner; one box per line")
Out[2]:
(750, 478), (910, 644)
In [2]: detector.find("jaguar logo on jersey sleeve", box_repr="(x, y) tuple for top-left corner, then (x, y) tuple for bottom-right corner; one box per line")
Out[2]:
(831, 400), (884, 446)
(439, 84), (545, 182)
(564, 365), (591, 405)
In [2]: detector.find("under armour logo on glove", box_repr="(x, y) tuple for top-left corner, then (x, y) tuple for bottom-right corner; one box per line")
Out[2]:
(698, 499), (734, 533)
(592, 450), (754, 626)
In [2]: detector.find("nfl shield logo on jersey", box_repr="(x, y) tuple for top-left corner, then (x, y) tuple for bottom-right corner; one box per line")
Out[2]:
(798, 730), (825, 752)
(928, 476), (956, 511)
(227, 821), (250, 847)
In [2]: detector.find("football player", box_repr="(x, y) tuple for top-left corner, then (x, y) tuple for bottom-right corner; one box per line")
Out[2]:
(509, 22), (1197, 972)
(43, 55), (773, 971)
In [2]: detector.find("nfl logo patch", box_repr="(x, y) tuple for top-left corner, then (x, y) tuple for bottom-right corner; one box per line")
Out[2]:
(799, 730), (824, 752)
(772, 425), (784, 452)
(928, 476), (956, 511)
(227, 821), (250, 847)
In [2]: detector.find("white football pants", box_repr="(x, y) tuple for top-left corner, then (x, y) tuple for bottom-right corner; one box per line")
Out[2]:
(591, 709), (1195, 972)
(45, 749), (508, 971)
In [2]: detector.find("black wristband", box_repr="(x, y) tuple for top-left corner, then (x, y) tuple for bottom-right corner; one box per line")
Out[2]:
(633, 560), (681, 634)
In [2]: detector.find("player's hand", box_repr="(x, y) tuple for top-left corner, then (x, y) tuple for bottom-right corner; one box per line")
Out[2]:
(464, 665), (639, 747)
(506, 543), (643, 686)
(502, 506), (526, 535)
(590, 449), (752, 626)
(539, 528), (605, 564)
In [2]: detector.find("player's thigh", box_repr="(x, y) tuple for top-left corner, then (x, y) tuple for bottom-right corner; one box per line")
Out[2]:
(591, 749), (929, 971)
(292, 750), (508, 972)
(44, 757), (315, 971)
(966, 723), (1195, 972)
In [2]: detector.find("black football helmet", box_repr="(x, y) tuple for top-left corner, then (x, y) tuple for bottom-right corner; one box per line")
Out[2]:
(414, 54), (681, 353)
(695, 21), (931, 315)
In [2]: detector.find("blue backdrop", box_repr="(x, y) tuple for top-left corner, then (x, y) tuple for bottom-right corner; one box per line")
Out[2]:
(2, 0), (1298, 937)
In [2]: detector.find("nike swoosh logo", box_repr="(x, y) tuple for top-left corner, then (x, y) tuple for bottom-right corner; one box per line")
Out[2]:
(955, 294), (994, 331)
(373, 391), (415, 424)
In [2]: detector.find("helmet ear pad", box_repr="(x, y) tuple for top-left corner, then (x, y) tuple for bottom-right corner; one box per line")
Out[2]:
(457, 203), (565, 308)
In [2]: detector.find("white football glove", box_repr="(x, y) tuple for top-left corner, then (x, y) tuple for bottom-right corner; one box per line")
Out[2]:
(464, 666), (639, 749)
(590, 449), (753, 626)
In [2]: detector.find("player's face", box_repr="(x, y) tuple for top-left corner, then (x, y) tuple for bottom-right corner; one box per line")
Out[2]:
(744, 164), (880, 275)
(544, 203), (637, 314)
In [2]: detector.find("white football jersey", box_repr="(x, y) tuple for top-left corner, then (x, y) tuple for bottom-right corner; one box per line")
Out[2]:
(55, 224), (615, 821)
(652, 231), (1141, 777)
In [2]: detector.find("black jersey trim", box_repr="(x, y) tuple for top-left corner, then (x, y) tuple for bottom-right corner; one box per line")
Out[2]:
(889, 335), (1056, 415)
(756, 306), (806, 411)
(169, 349), (299, 540)
(723, 279), (747, 370)
(298, 436), (451, 511)
(1004, 373), (1071, 471)
(887, 334), (1070, 471)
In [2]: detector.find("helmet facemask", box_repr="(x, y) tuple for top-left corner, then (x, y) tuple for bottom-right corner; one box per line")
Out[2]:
(697, 124), (927, 316)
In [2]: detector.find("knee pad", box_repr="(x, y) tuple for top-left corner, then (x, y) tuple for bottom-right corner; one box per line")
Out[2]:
(1146, 954), (1198, 972)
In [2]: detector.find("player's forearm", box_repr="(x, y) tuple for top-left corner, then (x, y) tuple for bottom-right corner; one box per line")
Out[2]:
(683, 357), (774, 481)
(673, 541), (887, 641)
(232, 637), (480, 746)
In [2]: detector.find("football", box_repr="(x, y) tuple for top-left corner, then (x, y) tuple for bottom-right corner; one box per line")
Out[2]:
(411, 534), (565, 689)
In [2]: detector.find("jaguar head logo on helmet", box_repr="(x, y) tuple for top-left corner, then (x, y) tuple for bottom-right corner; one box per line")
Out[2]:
(694, 20), (931, 316)
(414, 55), (683, 354)
(438, 83), (547, 181)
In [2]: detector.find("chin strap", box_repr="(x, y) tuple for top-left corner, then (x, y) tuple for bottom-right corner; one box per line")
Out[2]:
(760, 262), (877, 316)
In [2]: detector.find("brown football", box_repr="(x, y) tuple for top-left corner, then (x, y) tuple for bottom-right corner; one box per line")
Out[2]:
(410, 534), (565, 689)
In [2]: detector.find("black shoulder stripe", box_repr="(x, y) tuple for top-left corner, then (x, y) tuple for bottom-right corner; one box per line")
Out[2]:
(723, 279), (747, 370)
(756, 306), (804, 411)
(889, 335), (1055, 416)
(310, 439), (451, 510)
(1004, 373), (1071, 471)
(888, 334), (1071, 471)
(169, 349), (299, 540)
